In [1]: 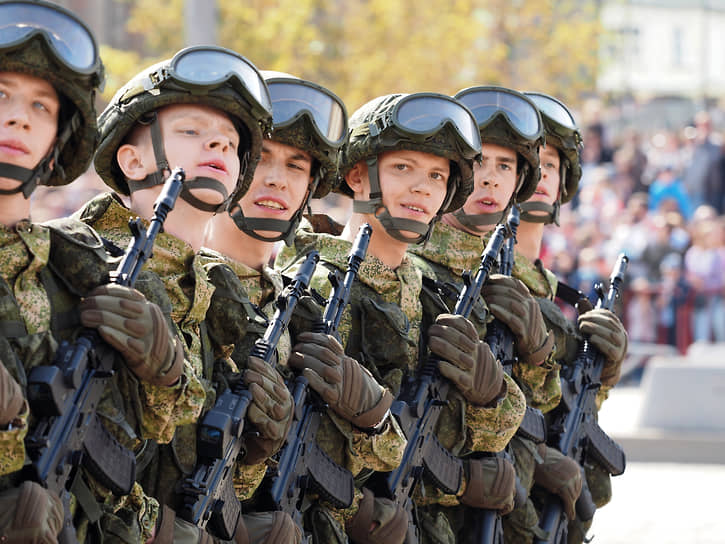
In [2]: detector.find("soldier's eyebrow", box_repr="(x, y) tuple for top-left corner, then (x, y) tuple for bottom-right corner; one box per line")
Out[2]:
(0, 76), (56, 100)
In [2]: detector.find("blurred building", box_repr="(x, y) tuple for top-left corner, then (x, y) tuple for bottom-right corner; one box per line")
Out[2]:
(599, 0), (725, 129)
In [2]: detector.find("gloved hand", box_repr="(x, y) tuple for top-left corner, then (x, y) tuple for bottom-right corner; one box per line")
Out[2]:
(289, 332), (392, 430)
(80, 284), (184, 387)
(578, 308), (628, 387)
(427, 314), (504, 406)
(244, 511), (301, 544)
(480, 275), (555, 364)
(459, 457), (516, 514)
(0, 481), (63, 544)
(242, 356), (294, 464)
(534, 445), (583, 521)
(165, 507), (250, 544)
(346, 488), (407, 544)
(0, 363), (25, 428)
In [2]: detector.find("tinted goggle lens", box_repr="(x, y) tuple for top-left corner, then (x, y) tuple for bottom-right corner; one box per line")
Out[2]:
(0, 2), (98, 72)
(171, 47), (272, 113)
(268, 81), (347, 145)
(456, 89), (541, 139)
(526, 93), (577, 130)
(394, 94), (481, 153)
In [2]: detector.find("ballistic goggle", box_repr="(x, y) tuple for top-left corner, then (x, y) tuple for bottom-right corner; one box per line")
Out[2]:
(267, 78), (347, 147)
(455, 86), (542, 141)
(524, 92), (577, 131)
(141, 45), (272, 119)
(0, 0), (100, 76)
(371, 92), (482, 156)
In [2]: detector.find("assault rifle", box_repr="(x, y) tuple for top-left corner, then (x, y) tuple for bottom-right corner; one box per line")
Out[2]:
(474, 205), (547, 544)
(533, 254), (628, 544)
(25, 168), (185, 544)
(258, 223), (372, 530)
(368, 219), (512, 543)
(179, 250), (320, 540)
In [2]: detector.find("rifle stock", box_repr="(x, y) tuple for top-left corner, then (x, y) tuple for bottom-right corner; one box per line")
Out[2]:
(24, 168), (185, 544)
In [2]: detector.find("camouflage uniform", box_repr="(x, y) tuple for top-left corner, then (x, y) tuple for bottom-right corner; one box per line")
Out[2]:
(278, 217), (526, 542)
(0, 216), (203, 542)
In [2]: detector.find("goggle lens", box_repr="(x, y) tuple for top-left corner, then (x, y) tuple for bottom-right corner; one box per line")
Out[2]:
(456, 88), (541, 139)
(268, 80), (346, 144)
(0, 2), (98, 73)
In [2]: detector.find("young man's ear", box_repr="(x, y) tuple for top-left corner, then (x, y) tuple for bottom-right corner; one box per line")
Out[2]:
(116, 143), (149, 181)
(345, 161), (369, 197)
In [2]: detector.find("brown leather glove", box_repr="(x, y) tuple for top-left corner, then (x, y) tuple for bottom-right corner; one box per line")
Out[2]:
(578, 308), (628, 387)
(459, 457), (516, 514)
(242, 356), (294, 464)
(244, 511), (301, 544)
(165, 509), (249, 544)
(534, 445), (583, 521)
(289, 332), (392, 430)
(80, 284), (184, 386)
(0, 481), (63, 544)
(480, 275), (555, 364)
(346, 488), (407, 544)
(0, 363), (25, 428)
(428, 314), (504, 407)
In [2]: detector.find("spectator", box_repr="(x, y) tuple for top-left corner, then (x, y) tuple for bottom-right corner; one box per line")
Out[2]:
(648, 164), (693, 219)
(682, 111), (721, 208)
(626, 277), (657, 343)
(656, 253), (691, 348)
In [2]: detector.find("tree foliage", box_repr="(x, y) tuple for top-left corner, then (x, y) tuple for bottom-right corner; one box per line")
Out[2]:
(100, 0), (601, 112)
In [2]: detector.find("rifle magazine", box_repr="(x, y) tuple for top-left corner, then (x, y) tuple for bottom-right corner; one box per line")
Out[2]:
(422, 434), (463, 495)
(306, 441), (355, 508)
(584, 420), (626, 476)
(82, 414), (136, 496)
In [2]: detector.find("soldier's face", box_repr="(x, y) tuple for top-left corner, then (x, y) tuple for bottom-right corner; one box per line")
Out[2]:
(122, 104), (241, 206)
(463, 142), (518, 216)
(376, 150), (449, 228)
(0, 72), (59, 190)
(529, 144), (560, 206)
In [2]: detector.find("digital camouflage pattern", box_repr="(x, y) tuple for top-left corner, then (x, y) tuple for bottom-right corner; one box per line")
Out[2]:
(410, 222), (560, 414)
(0, 216), (202, 542)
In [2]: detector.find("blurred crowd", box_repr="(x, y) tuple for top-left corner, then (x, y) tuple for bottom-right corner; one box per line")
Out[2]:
(541, 111), (725, 353)
(32, 109), (725, 354)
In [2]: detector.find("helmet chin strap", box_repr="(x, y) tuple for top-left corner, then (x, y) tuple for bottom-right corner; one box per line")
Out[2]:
(519, 166), (566, 226)
(0, 111), (78, 198)
(352, 156), (436, 244)
(227, 175), (320, 247)
(126, 112), (231, 213)
(450, 166), (528, 233)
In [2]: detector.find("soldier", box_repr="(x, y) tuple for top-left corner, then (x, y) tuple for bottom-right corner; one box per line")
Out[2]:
(200, 71), (355, 542)
(518, 92), (627, 544)
(0, 1), (203, 542)
(277, 92), (526, 544)
(77, 47), (294, 542)
(405, 86), (555, 543)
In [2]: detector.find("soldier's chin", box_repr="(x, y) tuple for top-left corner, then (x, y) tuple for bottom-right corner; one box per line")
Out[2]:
(188, 188), (226, 206)
(0, 177), (23, 192)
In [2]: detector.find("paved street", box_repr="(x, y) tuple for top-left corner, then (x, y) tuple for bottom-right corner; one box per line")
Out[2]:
(589, 462), (725, 543)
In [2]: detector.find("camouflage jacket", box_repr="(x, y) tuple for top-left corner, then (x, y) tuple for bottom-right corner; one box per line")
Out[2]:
(410, 221), (562, 414)
(278, 217), (523, 510)
(196, 248), (293, 501)
(0, 216), (200, 542)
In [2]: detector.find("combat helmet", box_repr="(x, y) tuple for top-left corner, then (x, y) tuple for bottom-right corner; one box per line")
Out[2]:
(94, 45), (273, 213)
(522, 92), (582, 225)
(453, 86), (544, 230)
(228, 70), (348, 245)
(338, 92), (481, 244)
(0, 0), (105, 197)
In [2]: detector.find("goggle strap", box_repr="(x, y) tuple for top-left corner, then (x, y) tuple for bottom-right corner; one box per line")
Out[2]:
(519, 201), (555, 224)
(453, 207), (505, 230)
